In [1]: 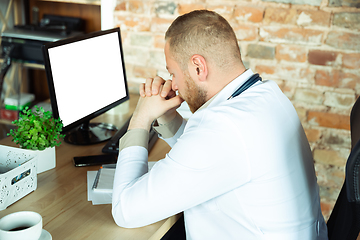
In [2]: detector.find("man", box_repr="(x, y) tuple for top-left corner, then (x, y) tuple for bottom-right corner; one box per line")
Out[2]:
(112, 10), (328, 239)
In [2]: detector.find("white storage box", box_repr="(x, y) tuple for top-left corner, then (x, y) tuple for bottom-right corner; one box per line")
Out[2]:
(4, 93), (35, 111)
(0, 145), (37, 210)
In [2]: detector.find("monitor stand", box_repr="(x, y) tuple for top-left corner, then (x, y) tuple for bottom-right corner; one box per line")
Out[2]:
(64, 120), (118, 145)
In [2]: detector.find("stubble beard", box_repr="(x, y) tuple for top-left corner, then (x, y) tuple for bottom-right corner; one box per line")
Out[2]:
(181, 72), (207, 113)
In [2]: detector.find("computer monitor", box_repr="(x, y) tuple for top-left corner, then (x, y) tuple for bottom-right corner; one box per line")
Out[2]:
(42, 27), (129, 145)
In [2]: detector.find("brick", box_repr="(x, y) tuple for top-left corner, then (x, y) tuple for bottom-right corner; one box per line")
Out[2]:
(319, 185), (341, 206)
(315, 69), (340, 87)
(128, 0), (149, 14)
(115, 2), (126, 11)
(157, 69), (172, 81)
(115, 1), (150, 14)
(316, 164), (345, 213)
(149, 50), (166, 68)
(124, 63), (133, 76)
(308, 50), (340, 67)
(324, 91), (356, 109)
(294, 88), (324, 104)
(154, 2), (177, 16)
(307, 111), (350, 130)
(130, 33), (153, 47)
(329, 0), (360, 8)
(304, 128), (321, 142)
(246, 44), (275, 59)
(326, 31), (360, 51)
(123, 47), (149, 65)
(322, 130), (351, 147)
(260, 26), (323, 45)
(333, 12), (360, 29)
(150, 17), (174, 33)
(178, 3), (206, 15)
(320, 201), (334, 221)
(276, 44), (307, 62)
(295, 106), (307, 122)
(263, 8), (297, 25)
(343, 53), (360, 69)
(242, 60), (250, 69)
(315, 163), (345, 190)
(320, 201), (333, 214)
(256, 64), (314, 83)
(315, 69), (360, 90)
(115, 15), (151, 32)
(316, 163), (345, 188)
(280, 81), (297, 99)
(120, 31), (128, 44)
(154, 34), (165, 49)
(133, 65), (157, 78)
(261, 0), (322, 6)
(127, 80), (141, 94)
(256, 65), (275, 75)
(234, 6), (264, 23)
(338, 72), (360, 90)
(233, 24), (258, 41)
(296, 10), (331, 27)
(314, 148), (348, 166)
(324, 134), (345, 145)
(207, 5), (234, 21)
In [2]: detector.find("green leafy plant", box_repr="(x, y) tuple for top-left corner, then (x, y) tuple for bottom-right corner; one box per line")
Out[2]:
(7, 106), (65, 151)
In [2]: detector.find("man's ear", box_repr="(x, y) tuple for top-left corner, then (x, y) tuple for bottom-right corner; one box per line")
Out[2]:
(188, 54), (208, 82)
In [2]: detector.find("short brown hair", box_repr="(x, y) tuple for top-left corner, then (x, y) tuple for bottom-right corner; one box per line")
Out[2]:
(165, 10), (242, 71)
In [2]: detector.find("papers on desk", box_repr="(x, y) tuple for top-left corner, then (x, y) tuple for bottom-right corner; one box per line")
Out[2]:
(87, 162), (156, 205)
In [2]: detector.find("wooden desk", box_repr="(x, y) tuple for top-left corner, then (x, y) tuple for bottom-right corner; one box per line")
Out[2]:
(0, 94), (178, 240)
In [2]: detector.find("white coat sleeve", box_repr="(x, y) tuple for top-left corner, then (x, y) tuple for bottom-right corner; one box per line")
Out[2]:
(111, 111), (251, 228)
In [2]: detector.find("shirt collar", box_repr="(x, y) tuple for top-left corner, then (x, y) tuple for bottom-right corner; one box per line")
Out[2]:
(196, 69), (255, 112)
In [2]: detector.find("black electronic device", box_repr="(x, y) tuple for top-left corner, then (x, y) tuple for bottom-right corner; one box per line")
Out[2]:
(42, 27), (129, 145)
(1, 15), (84, 64)
(15, 14), (84, 37)
(73, 154), (117, 167)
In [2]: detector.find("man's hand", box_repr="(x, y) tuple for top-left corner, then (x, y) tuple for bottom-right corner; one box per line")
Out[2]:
(128, 76), (184, 131)
(140, 76), (175, 99)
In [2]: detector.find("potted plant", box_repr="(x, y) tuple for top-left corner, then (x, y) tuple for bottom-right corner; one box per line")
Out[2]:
(7, 106), (65, 174)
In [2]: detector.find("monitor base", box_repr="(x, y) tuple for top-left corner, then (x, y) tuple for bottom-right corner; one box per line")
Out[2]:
(65, 122), (118, 145)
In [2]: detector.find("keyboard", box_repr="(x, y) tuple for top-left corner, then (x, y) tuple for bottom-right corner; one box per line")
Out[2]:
(102, 117), (158, 154)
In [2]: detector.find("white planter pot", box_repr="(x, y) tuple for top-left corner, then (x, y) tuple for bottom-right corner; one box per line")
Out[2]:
(35, 147), (56, 174)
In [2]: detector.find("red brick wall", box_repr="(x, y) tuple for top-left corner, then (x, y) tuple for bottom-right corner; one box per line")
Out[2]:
(114, 0), (360, 220)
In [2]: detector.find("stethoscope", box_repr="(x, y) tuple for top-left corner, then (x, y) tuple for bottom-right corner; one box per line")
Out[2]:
(227, 73), (262, 100)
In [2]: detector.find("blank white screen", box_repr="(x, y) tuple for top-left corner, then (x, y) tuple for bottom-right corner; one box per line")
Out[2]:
(48, 31), (127, 127)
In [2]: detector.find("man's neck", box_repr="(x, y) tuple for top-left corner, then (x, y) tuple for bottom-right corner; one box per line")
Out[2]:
(205, 65), (246, 102)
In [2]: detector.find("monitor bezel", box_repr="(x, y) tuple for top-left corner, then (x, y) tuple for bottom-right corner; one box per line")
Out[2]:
(42, 27), (129, 134)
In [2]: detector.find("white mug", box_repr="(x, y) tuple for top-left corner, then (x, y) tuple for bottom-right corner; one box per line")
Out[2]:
(0, 211), (42, 240)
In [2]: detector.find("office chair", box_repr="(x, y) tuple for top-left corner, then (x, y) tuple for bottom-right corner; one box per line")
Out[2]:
(327, 97), (360, 240)
(351, 97), (360, 149)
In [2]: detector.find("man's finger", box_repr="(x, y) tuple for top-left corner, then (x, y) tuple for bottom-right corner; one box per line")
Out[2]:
(164, 95), (184, 110)
(151, 76), (166, 95)
(145, 78), (154, 96)
(139, 83), (146, 97)
(161, 80), (173, 98)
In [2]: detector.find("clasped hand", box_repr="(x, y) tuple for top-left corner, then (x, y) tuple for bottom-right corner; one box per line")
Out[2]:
(128, 76), (184, 131)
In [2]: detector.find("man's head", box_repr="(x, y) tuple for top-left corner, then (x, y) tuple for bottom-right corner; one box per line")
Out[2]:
(165, 10), (242, 72)
(164, 10), (245, 113)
